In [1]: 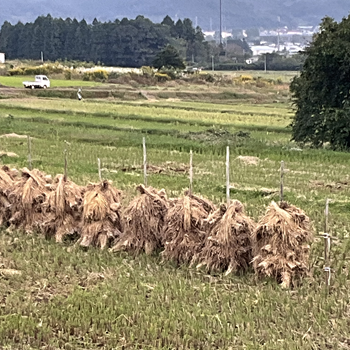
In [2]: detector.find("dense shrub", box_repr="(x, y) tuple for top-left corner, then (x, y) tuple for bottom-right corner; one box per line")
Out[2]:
(141, 66), (154, 77)
(155, 72), (171, 82)
(64, 70), (72, 80)
(7, 63), (65, 76)
(83, 69), (108, 81)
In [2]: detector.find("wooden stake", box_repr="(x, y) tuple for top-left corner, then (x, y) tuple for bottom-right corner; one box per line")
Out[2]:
(98, 158), (102, 182)
(143, 137), (147, 186)
(280, 160), (284, 202)
(189, 150), (193, 195)
(323, 198), (331, 292)
(226, 146), (230, 205)
(27, 135), (32, 170)
(324, 198), (330, 236)
(63, 140), (71, 181)
(64, 148), (68, 181)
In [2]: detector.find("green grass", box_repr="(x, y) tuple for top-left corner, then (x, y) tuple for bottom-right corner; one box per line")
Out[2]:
(0, 98), (292, 130)
(0, 85), (350, 349)
(0, 230), (348, 350)
(0, 75), (103, 88)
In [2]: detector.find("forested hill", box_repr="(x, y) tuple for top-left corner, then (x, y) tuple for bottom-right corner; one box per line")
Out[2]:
(0, 15), (208, 67)
(0, 0), (349, 29)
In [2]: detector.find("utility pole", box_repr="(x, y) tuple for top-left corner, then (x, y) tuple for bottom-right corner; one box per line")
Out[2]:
(277, 16), (281, 52)
(212, 55), (214, 71)
(219, 0), (222, 45)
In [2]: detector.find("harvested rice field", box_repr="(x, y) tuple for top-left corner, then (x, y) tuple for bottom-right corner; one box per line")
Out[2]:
(0, 78), (350, 349)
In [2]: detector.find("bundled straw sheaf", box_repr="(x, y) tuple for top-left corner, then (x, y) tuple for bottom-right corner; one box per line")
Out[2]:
(79, 180), (122, 249)
(0, 166), (18, 227)
(8, 168), (52, 232)
(162, 192), (216, 265)
(196, 200), (255, 275)
(41, 174), (84, 242)
(111, 184), (168, 255)
(252, 201), (312, 288)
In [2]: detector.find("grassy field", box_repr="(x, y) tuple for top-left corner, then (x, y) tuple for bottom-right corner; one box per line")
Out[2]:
(0, 78), (350, 349)
(0, 75), (103, 88)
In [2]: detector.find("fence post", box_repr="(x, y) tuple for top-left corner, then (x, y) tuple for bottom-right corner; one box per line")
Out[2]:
(143, 137), (147, 186)
(27, 135), (32, 170)
(98, 158), (102, 182)
(280, 160), (284, 202)
(189, 150), (193, 195)
(226, 146), (230, 205)
(322, 198), (331, 293)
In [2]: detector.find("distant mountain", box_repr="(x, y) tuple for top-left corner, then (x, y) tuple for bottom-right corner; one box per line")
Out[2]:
(0, 0), (349, 29)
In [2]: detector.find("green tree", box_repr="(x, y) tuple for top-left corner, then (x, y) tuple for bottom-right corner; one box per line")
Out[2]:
(0, 14), (209, 68)
(290, 15), (350, 149)
(152, 45), (185, 70)
(161, 15), (174, 27)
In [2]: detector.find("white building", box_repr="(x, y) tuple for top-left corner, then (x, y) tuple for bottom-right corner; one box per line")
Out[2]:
(250, 45), (276, 56)
(0, 53), (5, 64)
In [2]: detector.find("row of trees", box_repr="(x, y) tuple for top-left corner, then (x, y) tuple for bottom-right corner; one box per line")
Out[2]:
(0, 15), (209, 67)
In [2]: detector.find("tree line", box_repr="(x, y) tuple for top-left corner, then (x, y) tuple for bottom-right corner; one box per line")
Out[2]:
(0, 14), (209, 67)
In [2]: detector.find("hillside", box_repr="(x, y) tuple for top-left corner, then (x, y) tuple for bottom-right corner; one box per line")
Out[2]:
(0, 0), (349, 30)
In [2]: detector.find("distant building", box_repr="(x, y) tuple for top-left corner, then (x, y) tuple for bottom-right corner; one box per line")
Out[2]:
(0, 53), (5, 64)
(203, 30), (233, 43)
(250, 45), (276, 56)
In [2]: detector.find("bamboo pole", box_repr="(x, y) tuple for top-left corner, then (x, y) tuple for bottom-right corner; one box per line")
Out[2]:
(63, 140), (70, 181)
(143, 137), (147, 186)
(98, 158), (102, 182)
(226, 146), (230, 205)
(27, 135), (32, 170)
(189, 150), (193, 195)
(280, 160), (284, 202)
(64, 149), (68, 181)
(323, 198), (331, 291)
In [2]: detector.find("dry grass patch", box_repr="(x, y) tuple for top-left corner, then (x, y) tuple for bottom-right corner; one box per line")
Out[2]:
(0, 133), (28, 139)
(236, 155), (260, 166)
(0, 151), (19, 158)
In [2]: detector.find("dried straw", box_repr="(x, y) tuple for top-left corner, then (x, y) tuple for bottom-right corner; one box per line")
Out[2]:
(8, 167), (52, 232)
(161, 193), (216, 265)
(41, 174), (84, 242)
(0, 166), (18, 227)
(111, 184), (168, 255)
(252, 201), (312, 288)
(79, 180), (122, 249)
(196, 200), (255, 275)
